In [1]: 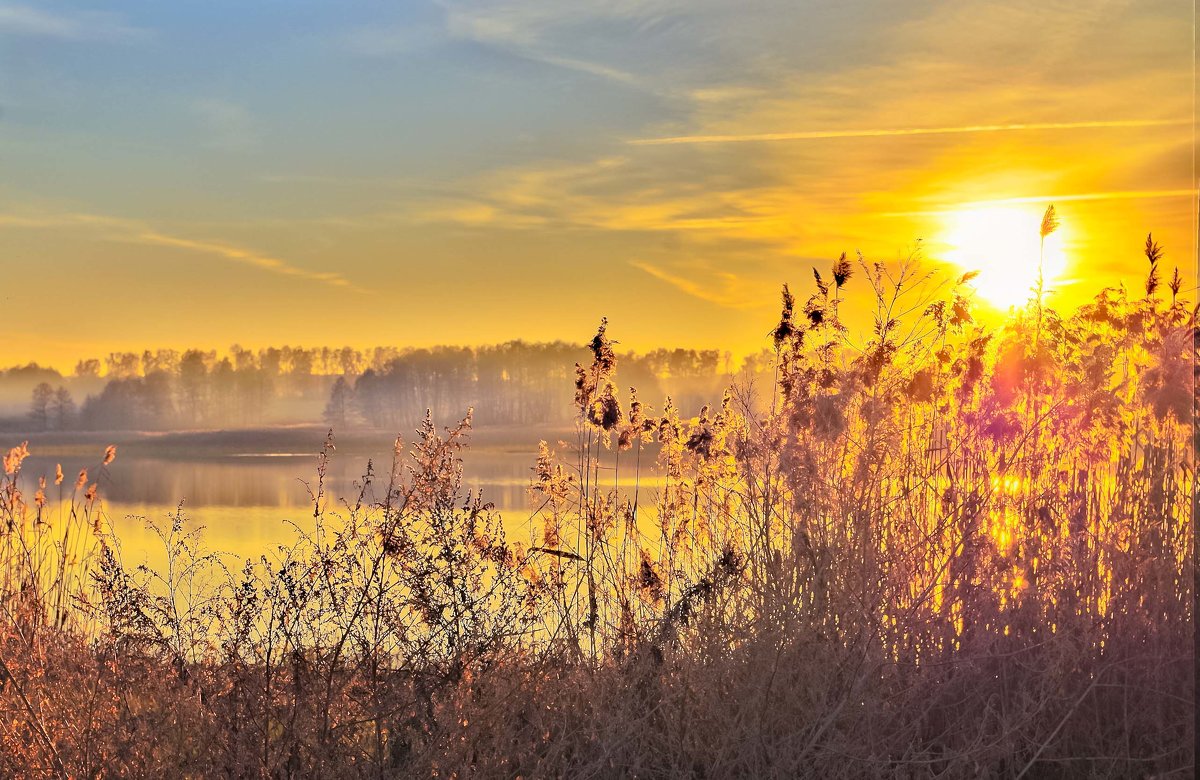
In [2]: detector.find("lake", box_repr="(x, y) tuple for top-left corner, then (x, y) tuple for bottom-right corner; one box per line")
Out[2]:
(8, 425), (664, 569)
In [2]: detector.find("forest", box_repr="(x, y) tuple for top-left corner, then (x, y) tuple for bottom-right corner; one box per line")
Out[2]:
(2, 344), (733, 432)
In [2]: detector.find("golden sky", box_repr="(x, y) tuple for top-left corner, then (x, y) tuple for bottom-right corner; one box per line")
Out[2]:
(0, 0), (1195, 370)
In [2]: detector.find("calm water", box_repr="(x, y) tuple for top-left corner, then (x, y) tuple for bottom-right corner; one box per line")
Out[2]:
(13, 429), (663, 568)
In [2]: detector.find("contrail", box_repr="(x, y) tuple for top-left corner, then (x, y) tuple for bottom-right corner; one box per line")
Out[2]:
(629, 118), (1190, 146)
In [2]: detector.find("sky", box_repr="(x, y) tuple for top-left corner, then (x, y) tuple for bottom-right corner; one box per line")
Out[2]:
(0, 0), (1195, 371)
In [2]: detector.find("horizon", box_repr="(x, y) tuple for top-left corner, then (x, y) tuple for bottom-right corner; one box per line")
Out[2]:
(3, 254), (1190, 378)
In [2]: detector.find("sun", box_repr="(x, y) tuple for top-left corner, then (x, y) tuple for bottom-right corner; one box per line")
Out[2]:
(940, 205), (1069, 311)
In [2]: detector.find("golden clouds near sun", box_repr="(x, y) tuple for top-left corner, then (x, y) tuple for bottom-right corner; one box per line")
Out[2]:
(941, 206), (1069, 311)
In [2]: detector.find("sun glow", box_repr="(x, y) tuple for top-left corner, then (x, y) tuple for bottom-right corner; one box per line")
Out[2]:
(942, 206), (1069, 311)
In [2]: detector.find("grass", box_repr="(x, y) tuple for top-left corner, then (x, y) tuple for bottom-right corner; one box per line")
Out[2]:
(0, 243), (1193, 778)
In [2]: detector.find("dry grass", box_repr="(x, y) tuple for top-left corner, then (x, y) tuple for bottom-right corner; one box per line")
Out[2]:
(0, 245), (1192, 778)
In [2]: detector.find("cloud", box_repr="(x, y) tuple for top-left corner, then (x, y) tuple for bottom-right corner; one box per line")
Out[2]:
(0, 211), (362, 291)
(190, 99), (261, 151)
(132, 231), (358, 289)
(631, 260), (763, 309)
(401, 0), (1190, 251)
(512, 50), (642, 86)
(439, 0), (653, 89)
(406, 153), (808, 246)
(630, 119), (1191, 146)
(882, 189), (1198, 217)
(0, 3), (146, 41)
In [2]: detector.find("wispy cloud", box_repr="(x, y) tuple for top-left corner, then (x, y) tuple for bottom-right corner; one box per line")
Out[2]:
(515, 50), (642, 86)
(0, 3), (147, 41)
(631, 118), (1191, 146)
(408, 154), (804, 242)
(340, 6), (646, 86)
(0, 211), (362, 291)
(882, 189), (1199, 217)
(190, 99), (262, 151)
(631, 260), (763, 309)
(440, 1), (649, 89)
(133, 231), (358, 289)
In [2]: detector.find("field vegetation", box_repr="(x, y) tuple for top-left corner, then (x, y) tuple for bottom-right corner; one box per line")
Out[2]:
(0, 234), (1193, 777)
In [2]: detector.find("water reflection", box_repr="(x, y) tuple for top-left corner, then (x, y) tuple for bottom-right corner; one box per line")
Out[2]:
(16, 440), (662, 565)
(23, 452), (537, 512)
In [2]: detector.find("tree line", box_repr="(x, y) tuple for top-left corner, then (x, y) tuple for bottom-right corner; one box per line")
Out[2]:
(326, 343), (732, 430)
(15, 343), (736, 431)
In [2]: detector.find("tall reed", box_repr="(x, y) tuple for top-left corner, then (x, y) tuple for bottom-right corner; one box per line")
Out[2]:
(0, 237), (1192, 777)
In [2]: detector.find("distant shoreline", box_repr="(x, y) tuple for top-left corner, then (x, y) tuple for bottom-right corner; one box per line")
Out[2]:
(0, 421), (579, 459)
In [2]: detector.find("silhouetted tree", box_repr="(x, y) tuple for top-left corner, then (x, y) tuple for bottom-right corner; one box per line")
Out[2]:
(178, 350), (212, 425)
(105, 352), (141, 379)
(54, 341), (725, 430)
(323, 376), (352, 430)
(73, 359), (101, 378)
(29, 383), (53, 431)
(50, 387), (75, 430)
